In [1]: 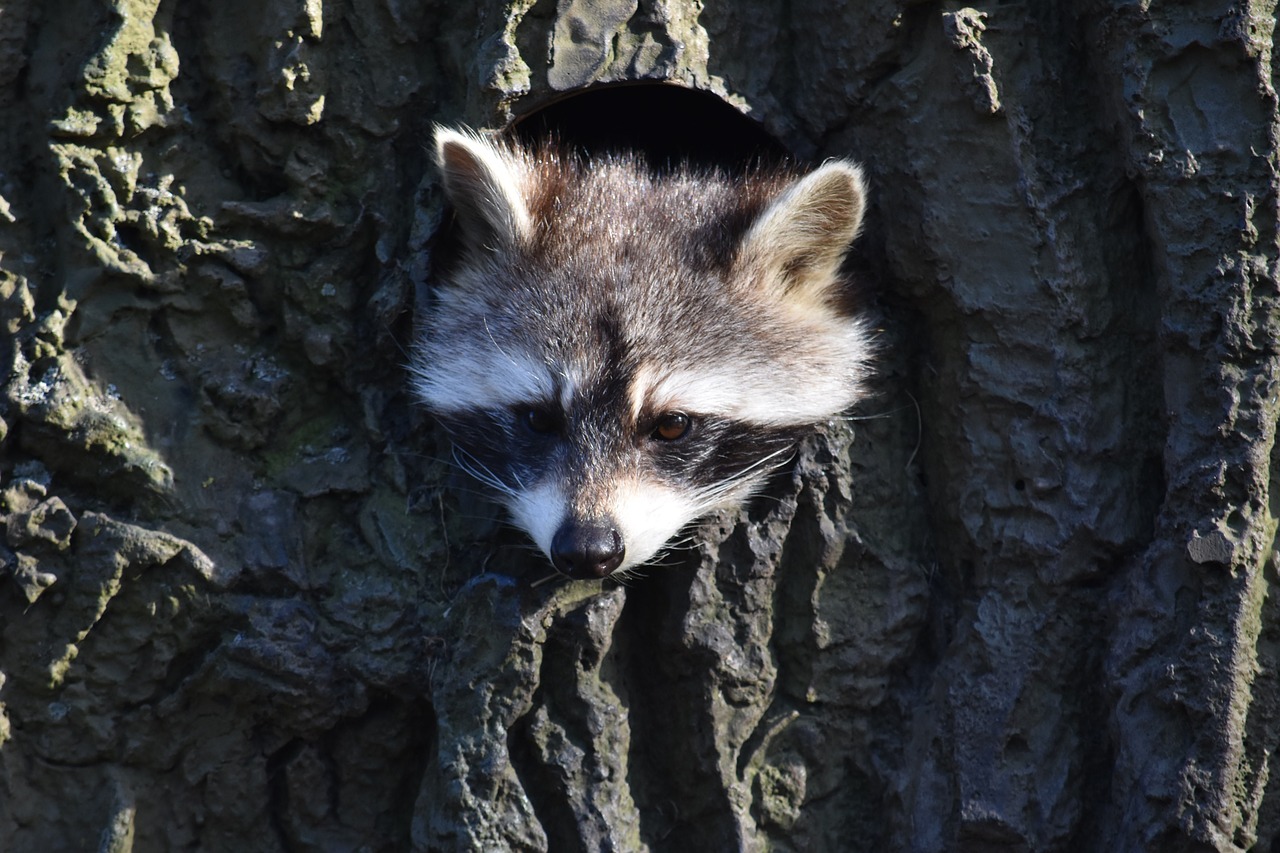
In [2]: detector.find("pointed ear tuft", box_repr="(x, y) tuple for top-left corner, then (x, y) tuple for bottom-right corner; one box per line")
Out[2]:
(434, 126), (533, 253)
(738, 160), (866, 308)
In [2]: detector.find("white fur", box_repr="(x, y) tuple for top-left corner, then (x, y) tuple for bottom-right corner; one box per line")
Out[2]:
(433, 126), (532, 247)
(609, 479), (703, 570)
(505, 477), (701, 572)
(411, 344), (556, 415)
(632, 323), (873, 427)
(558, 374), (578, 413)
(507, 480), (569, 557)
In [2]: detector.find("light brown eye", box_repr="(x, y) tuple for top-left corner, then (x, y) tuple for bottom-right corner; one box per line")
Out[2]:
(651, 412), (691, 442)
(522, 407), (558, 434)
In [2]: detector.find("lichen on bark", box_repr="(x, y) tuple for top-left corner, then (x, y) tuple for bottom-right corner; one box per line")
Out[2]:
(3, 1), (1280, 852)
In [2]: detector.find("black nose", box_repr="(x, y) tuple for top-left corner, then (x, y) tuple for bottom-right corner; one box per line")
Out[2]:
(550, 521), (625, 578)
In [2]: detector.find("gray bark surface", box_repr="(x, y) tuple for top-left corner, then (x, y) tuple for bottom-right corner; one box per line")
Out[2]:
(1, 1), (1278, 851)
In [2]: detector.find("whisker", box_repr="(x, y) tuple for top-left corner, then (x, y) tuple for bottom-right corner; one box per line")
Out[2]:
(690, 445), (795, 511)
(530, 571), (565, 588)
(904, 390), (922, 473)
(451, 446), (518, 498)
(436, 487), (506, 503)
(437, 512), (509, 527)
(834, 402), (916, 423)
(612, 563), (649, 584)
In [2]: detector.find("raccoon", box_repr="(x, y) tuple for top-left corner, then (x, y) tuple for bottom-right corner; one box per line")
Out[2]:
(411, 126), (872, 580)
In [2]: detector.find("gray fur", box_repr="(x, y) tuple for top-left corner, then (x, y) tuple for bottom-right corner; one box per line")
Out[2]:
(411, 126), (873, 578)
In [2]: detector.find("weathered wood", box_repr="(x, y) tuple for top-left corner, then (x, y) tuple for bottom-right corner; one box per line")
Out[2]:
(1, 2), (1277, 850)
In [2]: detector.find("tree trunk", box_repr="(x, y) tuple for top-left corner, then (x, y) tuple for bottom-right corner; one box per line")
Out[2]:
(2, 1), (1278, 851)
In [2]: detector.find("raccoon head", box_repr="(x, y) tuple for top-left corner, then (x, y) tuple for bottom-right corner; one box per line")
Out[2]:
(412, 126), (872, 580)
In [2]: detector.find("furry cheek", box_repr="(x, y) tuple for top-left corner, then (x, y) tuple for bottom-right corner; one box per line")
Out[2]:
(607, 479), (703, 570)
(505, 481), (570, 558)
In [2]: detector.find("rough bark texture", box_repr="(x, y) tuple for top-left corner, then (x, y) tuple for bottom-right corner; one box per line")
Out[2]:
(1, 1), (1278, 851)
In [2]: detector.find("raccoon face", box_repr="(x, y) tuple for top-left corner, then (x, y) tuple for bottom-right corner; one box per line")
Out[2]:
(431, 365), (806, 578)
(412, 127), (872, 579)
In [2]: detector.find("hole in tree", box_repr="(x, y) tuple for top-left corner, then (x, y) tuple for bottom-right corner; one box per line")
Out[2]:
(509, 83), (788, 170)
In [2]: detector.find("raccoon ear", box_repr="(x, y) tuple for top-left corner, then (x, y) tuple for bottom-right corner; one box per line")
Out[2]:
(739, 160), (866, 308)
(434, 126), (533, 252)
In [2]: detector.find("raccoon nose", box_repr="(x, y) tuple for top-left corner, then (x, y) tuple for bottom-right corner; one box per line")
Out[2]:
(550, 521), (625, 579)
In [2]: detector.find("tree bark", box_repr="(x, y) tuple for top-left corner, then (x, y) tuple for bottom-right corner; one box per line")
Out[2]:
(1, 1), (1278, 851)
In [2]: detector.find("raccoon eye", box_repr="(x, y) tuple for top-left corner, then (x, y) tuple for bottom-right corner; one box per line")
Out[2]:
(521, 406), (559, 434)
(651, 412), (691, 442)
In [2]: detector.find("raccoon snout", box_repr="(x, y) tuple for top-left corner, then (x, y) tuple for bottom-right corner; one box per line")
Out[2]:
(550, 520), (625, 579)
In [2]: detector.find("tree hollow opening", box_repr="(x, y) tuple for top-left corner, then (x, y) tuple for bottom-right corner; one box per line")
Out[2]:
(509, 83), (788, 170)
